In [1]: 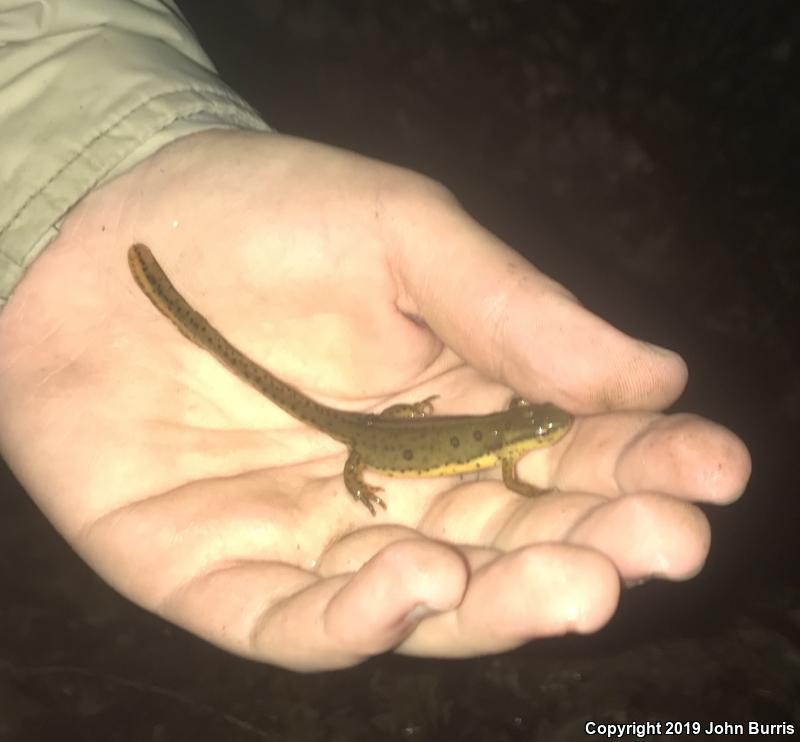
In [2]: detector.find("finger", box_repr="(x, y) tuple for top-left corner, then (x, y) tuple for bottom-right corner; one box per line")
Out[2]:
(392, 199), (687, 413)
(458, 488), (709, 582)
(614, 413), (751, 504)
(159, 538), (468, 671)
(565, 492), (711, 582)
(416, 477), (709, 583)
(559, 412), (751, 503)
(397, 543), (619, 658)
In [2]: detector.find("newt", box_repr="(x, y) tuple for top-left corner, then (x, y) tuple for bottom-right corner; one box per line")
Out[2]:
(128, 243), (573, 514)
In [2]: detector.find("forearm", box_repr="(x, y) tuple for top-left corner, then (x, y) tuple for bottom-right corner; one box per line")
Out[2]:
(0, 0), (268, 308)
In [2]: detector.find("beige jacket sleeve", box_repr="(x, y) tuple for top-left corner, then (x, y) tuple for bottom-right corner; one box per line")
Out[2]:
(0, 0), (269, 307)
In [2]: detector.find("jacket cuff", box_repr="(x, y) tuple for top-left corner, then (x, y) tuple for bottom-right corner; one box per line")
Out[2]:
(0, 0), (269, 306)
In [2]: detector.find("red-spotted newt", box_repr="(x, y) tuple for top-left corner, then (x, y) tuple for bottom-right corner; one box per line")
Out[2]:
(128, 243), (572, 514)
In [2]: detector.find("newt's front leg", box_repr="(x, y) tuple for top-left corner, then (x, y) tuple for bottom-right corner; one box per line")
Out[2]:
(344, 450), (386, 516)
(501, 455), (550, 498)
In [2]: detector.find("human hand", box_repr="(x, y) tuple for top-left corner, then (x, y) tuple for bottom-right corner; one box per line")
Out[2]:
(0, 130), (750, 670)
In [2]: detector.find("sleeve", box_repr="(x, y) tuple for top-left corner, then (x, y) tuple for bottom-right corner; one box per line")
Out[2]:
(0, 0), (270, 307)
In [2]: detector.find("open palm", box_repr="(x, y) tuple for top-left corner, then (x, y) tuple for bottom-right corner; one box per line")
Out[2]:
(0, 131), (750, 670)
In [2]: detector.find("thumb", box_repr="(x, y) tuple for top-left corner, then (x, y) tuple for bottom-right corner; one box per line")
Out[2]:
(391, 197), (687, 414)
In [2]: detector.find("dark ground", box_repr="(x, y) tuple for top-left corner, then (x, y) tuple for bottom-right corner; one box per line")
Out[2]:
(1, 1), (798, 739)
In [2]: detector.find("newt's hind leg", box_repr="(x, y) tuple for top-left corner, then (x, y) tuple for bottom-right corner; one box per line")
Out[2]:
(379, 395), (438, 419)
(344, 450), (386, 516)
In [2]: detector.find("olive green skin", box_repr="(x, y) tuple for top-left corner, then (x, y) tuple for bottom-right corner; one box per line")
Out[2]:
(129, 244), (573, 514)
(347, 400), (572, 477)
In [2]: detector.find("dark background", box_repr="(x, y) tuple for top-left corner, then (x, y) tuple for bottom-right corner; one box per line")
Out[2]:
(1, 1), (798, 739)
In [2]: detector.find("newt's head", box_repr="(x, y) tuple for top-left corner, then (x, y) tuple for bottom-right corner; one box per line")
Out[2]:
(504, 398), (573, 447)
